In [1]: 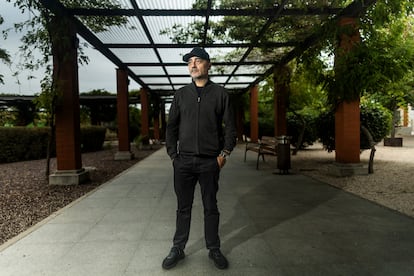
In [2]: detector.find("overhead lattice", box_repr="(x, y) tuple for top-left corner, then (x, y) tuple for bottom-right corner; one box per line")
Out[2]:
(39, 0), (376, 101)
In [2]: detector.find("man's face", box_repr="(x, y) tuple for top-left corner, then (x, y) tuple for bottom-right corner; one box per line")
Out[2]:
(187, 57), (210, 80)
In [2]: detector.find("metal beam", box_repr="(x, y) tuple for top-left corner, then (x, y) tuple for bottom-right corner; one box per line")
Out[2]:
(104, 42), (297, 48)
(247, 0), (378, 90)
(223, 0), (290, 85)
(125, 61), (276, 66)
(68, 8), (343, 17)
(39, 0), (149, 89)
(140, 73), (264, 78)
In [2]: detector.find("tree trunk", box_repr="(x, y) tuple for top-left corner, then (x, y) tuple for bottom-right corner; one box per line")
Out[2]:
(390, 109), (399, 138)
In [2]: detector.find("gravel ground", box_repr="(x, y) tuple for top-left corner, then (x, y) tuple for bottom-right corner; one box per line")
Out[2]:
(1, 137), (413, 246)
(290, 135), (414, 218)
(0, 144), (161, 245)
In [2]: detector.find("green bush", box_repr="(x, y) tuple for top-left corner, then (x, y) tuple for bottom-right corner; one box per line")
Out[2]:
(316, 101), (392, 151)
(0, 127), (50, 163)
(360, 101), (392, 148)
(0, 126), (106, 163)
(287, 112), (318, 149)
(80, 126), (106, 152)
(315, 111), (336, 152)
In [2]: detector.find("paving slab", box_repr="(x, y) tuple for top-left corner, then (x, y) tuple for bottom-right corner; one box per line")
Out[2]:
(1, 145), (414, 276)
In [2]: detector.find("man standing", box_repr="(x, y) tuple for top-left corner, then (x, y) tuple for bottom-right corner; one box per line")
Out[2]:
(162, 47), (237, 270)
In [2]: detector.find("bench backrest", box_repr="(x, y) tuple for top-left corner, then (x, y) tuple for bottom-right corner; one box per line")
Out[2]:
(260, 136), (278, 146)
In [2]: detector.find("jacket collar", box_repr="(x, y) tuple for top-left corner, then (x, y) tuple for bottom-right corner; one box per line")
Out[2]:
(192, 78), (212, 89)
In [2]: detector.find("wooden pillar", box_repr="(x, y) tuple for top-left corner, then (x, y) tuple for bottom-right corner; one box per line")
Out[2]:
(273, 65), (290, 137)
(153, 97), (160, 140)
(249, 85), (259, 142)
(335, 17), (361, 164)
(115, 68), (133, 160)
(49, 16), (88, 185)
(140, 88), (150, 138)
(236, 105), (244, 142)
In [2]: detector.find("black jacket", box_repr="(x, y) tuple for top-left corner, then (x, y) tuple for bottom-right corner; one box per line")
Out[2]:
(166, 80), (237, 159)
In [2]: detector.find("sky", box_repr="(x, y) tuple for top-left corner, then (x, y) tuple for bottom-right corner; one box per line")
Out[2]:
(0, 1), (141, 96)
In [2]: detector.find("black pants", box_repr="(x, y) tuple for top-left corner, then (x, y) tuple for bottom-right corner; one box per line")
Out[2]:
(172, 155), (221, 250)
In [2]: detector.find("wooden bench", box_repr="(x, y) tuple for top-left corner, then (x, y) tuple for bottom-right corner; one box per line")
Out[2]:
(244, 136), (278, 169)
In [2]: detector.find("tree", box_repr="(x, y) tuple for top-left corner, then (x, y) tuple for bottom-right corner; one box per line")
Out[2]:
(0, 14), (11, 84)
(357, 11), (414, 138)
(5, 0), (128, 177)
(298, 1), (414, 145)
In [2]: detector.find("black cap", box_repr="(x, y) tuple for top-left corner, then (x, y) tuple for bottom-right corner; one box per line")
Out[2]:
(182, 47), (210, 62)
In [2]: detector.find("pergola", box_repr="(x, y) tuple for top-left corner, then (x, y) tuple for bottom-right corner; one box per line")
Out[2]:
(38, 0), (376, 184)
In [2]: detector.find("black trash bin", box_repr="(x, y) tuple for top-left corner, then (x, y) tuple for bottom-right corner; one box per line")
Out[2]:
(277, 136), (291, 174)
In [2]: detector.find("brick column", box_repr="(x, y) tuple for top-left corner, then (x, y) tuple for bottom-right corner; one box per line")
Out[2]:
(49, 16), (89, 185)
(249, 85), (259, 142)
(140, 88), (150, 138)
(152, 96), (160, 141)
(115, 68), (133, 160)
(335, 100), (360, 163)
(273, 65), (290, 137)
(153, 111), (160, 141)
(335, 17), (361, 164)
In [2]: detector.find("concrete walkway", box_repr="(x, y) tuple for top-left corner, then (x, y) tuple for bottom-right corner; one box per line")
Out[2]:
(1, 145), (414, 276)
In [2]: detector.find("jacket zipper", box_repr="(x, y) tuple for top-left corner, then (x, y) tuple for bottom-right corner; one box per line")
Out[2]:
(195, 87), (203, 155)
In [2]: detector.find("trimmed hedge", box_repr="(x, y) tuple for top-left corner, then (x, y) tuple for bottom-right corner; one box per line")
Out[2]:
(0, 127), (50, 163)
(80, 126), (107, 152)
(0, 126), (106, 163)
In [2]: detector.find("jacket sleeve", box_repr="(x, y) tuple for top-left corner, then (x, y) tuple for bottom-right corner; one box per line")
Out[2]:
(166, 95), (180, 159)
(222, 90), (237, 153)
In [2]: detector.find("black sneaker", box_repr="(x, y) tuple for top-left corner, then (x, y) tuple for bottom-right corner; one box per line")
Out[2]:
(162, 247), (185, 269)
(209, 248), (228, 269)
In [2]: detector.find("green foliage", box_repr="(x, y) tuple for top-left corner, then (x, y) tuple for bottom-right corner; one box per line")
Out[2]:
(134, 134), (150, 148)
(286, 60), (330, 149)
(0, 126), (106, 163)
(315, 110), (336, 152)
(271, 1), (414, 107)
(360, 13), (414, 109)
(0, 109), (16, 126)
(360, 99), (392, 147)
(6, 0), (128, 72)
(4, 0), (129, 116)
(80, 89), (113, 96)
(0, 127), (50, 163)
(289, 60), (330, 113)
(0, 96), (38, 126)
(10, 101), (37, 126)
(0, 14), (11, 84)
(33, 76), (60, 125)
(80, 126), (106, 152)
(287, 112), (319, 149)
(129, 107), (141, 142)
(325, 2), (414, 104)
(316, 102), (392, 152)
(257, 78), (275, 127)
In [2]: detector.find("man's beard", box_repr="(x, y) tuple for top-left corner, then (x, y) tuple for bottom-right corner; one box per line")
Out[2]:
(191, 70), (208, 80)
